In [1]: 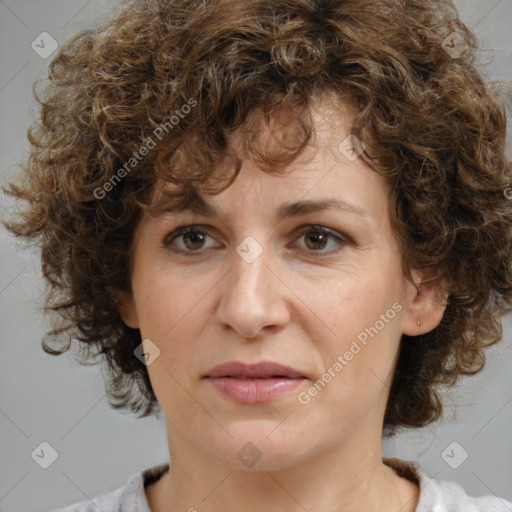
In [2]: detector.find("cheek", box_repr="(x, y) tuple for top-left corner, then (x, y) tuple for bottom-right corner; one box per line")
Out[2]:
(133, 266), (210, 338)
(133, 272), (210, 412)
(320, 270), (401, 338)
(310, 269), (404, 387)
(131, 271), (215, 401)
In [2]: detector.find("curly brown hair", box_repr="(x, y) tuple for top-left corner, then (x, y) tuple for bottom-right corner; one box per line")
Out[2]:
(3, 0), (512, 437)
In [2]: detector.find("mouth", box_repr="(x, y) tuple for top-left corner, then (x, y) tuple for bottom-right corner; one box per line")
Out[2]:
(203, 361), (308, 403)
(203, 360), (306, 379)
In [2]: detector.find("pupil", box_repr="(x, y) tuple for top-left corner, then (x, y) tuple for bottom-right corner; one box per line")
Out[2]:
(306, 231), (326, 250)
(185, 231), (204, 249)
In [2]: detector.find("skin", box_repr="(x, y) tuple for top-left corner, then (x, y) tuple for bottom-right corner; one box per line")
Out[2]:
(117, 93), (447, 512)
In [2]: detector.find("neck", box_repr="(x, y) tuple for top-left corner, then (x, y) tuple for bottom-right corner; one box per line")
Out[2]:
(146, 425), (419, 512)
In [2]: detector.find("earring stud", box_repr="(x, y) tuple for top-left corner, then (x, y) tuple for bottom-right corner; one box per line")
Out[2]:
(417, 320), (421, 327)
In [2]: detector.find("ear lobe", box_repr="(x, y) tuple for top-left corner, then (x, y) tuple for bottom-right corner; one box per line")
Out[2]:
(115, 289), (140, 329)
(401, 266), (449, 336)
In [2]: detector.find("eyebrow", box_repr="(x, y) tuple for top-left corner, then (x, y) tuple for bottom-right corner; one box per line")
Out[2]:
(173, 195), (369, 220)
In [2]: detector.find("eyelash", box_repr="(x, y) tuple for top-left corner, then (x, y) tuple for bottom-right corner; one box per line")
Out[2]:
(161, 224), (349, 258)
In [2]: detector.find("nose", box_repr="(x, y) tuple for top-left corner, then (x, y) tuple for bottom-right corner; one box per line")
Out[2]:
(215, 243), (291, 339)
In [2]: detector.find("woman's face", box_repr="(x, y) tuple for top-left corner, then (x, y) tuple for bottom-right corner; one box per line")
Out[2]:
(118, 98), (445, 471)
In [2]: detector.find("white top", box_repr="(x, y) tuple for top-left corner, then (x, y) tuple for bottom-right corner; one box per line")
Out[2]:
(51, 458), (512, 512)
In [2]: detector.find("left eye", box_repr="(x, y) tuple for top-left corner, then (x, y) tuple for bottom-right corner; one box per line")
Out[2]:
(162, 225), (347, 256)
(297, 226), (345, 253)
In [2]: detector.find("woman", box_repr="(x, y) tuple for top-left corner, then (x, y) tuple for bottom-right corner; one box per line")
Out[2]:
(3, 0), (512, 510)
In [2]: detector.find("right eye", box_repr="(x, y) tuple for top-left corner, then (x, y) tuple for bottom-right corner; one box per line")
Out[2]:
(162, 225), (220, 255)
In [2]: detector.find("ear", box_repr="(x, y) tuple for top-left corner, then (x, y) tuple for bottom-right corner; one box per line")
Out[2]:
(114, 289), (140, 329)
(401, 266), (449, 336)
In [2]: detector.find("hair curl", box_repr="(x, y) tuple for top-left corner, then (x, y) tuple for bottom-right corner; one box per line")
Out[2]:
(3, 0), (512, 437)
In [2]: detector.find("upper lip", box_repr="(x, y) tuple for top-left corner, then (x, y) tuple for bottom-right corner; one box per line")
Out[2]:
(203, 361), (306, 379)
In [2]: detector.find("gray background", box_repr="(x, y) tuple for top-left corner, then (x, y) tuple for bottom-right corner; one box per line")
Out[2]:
(1, 1), (511, 511)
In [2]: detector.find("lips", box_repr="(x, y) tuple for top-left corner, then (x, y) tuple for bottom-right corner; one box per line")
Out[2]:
(203, 361), (305, 379)
(203, 361), (307, 404)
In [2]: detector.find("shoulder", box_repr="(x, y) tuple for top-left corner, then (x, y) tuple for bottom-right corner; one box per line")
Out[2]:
(51, 486), (124, 512)
(383, 457), (512, 512)
(50, 463), (170, 512)
(425, 476), (512, 512)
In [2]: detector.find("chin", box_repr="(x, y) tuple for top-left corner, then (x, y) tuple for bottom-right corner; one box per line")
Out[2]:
(207, 424), (315, 472)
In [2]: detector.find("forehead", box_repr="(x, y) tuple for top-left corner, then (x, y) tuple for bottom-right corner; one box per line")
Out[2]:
(144, 91), (390, 224)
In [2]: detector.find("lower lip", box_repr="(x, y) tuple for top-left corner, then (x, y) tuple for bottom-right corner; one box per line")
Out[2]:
(205, 377), (306, 403)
